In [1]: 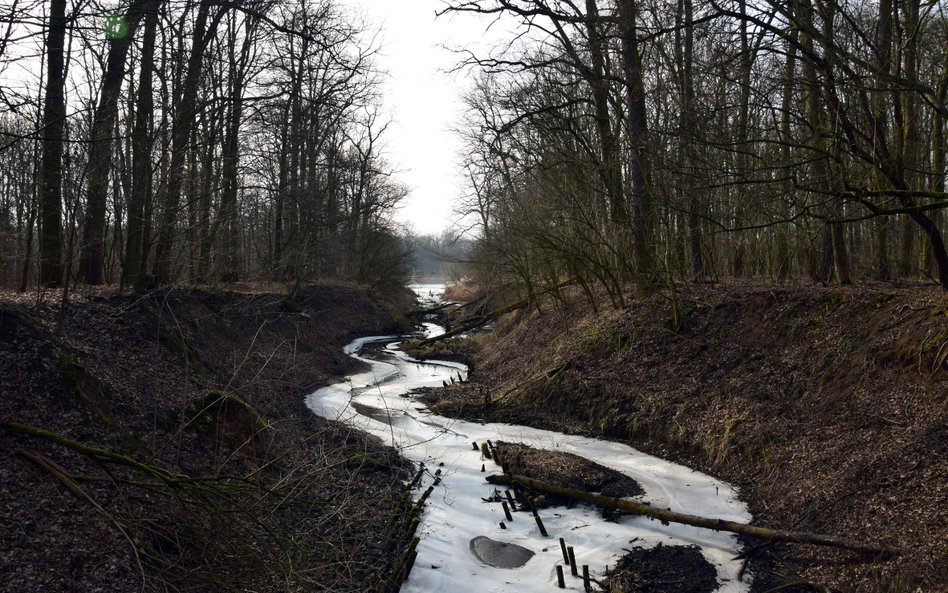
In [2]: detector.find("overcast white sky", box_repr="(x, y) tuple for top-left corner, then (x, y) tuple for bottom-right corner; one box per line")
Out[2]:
(340, 1), (503, 237)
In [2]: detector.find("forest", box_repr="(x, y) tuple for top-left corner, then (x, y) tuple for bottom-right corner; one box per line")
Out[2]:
(0, 0), (945, 298)
(0, 2), (945, 592)
(1, 0), (409, 292)
(446, 0), (948, 302)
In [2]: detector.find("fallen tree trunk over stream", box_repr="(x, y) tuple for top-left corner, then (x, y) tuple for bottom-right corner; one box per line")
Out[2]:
(486, 473), (898, 557)
(420, 298), (527, 344)
(414, 295), (487, 316)
(420, 280), (580, 344)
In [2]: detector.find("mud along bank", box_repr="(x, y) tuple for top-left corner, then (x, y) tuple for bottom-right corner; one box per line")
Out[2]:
(420, 282), (948, 593)
(0, 283), (415, 593)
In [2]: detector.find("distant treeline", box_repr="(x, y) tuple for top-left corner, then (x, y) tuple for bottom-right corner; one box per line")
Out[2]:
(406, 233), (472, 280)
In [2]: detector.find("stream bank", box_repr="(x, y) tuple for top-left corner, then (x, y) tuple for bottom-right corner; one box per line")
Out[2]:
(308, 284), (753, 593)
(0, 283), (415, 593)
(420, 281), (947, 593)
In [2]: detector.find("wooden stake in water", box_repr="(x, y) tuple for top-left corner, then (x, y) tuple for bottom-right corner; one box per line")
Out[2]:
(408, 465), (425, 490)
(534, 514), (548, 537)
(567, 546), (578, 576)
(527, 495), (539, 516)
(504, 489), (517, 511)
(402, 550), (418, 582)
(559, 537), (569, 564)
(555, 565), (565, 588)
(582, 565), (591, 592)
(501, 501), (513, 521)
(486, 439), (498, 462)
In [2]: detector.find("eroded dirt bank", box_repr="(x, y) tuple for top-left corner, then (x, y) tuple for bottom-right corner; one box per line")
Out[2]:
(423, 282), (947, 593)
(0, 284), (415, 593)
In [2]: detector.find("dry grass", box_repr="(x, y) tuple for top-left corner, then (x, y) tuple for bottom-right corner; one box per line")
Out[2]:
(427, 281), (948, 593)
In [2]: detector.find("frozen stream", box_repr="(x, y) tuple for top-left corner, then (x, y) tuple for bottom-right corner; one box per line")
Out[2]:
(305, 284), (752, 593)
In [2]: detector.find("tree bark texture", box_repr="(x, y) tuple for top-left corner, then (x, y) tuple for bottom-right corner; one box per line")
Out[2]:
(79, 0), (160, 285)
(152, 0), (218, 284)
(38, 0), (68, 286)
(618, 0), (656, 286)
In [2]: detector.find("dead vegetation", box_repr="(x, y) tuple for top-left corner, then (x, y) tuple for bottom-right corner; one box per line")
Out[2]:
(442, 279), (482, 302)
(0, 284), (415, 593)
(605, 544), (717, 593)
(425, 281), (948, 592)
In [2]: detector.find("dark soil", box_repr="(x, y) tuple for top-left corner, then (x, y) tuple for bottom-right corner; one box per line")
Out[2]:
(0, 283), (417, 593)
(403, 335), (482, 365)
(605, 544), (718, 593)
(423, 281), (948, 593)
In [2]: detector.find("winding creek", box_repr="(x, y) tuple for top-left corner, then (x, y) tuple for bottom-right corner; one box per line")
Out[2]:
(306, 284), (752, 593)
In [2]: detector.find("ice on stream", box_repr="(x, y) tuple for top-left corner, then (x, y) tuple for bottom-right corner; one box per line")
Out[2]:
(305, 284), (752, 593)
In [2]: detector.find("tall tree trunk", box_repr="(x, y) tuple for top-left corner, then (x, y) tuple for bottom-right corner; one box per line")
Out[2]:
(799, 0), (849, 285)
(272, 100), (290, 278)
(830, 221), (850, 284)
(19, 187), (37, 292)
(675, 0), (703, 279)
(197, 119), (216, 280)
(218, 15), (255, 282)
(776, 28), (798, 281)
(282, 31), (307, 281)
(123, 3), (159, 290)
(152, 0), (218, 284)
(38, 0), (67, 286)
(79, 0), (157, 285)
(872, 0), (893, 281)
(583, 0), (631, 273)
(109, 112), (131, 283)
(819, 0), (850, 284)
(933, 44), (948, 198)
(618, 0), (655, 287)
(876, 217), (891, 280)
(930, 45), (948, 283)
(185, 129), (199, 281)
(898, 0), (921, 278)
(732, 0), (752, 277)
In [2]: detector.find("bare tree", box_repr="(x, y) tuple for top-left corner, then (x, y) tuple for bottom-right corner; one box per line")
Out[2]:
(37, 0), (67, 286)
(79, 0), (162, 285)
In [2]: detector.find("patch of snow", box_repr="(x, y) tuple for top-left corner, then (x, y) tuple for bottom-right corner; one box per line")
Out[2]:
(420, 322), (445, 339)
(409, 282), (447, 310)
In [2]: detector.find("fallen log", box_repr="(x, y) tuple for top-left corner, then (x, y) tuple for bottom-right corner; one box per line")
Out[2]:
(413, 294), (488, 316)
(421, 280), (583, 344)
(413, 301), (459, 315)
(486, 474), (898, 557)
(420, 298), (527, 344)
